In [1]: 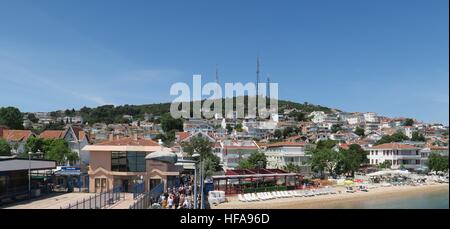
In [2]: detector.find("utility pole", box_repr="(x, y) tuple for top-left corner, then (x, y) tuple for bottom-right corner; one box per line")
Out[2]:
(215, 64), (219, 85)
(256, 56), (261, 119)
(256, 56), (260, 97)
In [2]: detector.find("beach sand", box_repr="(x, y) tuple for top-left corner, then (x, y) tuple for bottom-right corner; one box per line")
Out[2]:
(212, 183), (449, 209)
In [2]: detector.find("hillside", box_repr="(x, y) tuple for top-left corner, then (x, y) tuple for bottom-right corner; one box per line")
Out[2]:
(53, 97), (334, 124)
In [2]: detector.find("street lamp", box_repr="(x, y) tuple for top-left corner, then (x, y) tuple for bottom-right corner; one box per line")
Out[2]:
(28, 151), (33, 199)
(192, 153), (200, 209)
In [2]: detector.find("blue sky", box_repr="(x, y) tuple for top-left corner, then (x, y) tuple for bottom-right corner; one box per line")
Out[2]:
(0, 0), (448, 124)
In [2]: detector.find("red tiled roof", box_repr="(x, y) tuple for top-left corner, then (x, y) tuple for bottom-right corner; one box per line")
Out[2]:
(39, 130), (65, 140)
(71, 126), (84, 141)
(1, 130), (33, 142)
(223, 145), (258, 149)
(176, 132), (191, 141)
(96, 137), (159, 146)
(267, 141), (306, 148)
(339, 143), (350, 150)
(370, 143), (418, 150)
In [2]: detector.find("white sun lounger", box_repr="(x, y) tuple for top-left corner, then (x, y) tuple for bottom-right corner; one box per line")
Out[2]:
(238, 194), (246, 202)
(264, 192), (273, 200)
(293, 190), (302, 197)
(246, 193), (256, 201)
(288, 191), (296, 197)
(273, 191), (281, 198)
(258, 192), (267, 201)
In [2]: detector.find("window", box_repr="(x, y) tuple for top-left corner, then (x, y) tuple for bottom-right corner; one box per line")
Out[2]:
(127, 152), (146, 172)
(416, 160), (420, 165)
(111, 151), (146, 172)
(112, 152), (127, 172)
(95, 178), (107, 192)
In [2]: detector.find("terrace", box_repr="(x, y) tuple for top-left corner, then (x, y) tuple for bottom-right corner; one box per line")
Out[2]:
(212, 169), (304, 195)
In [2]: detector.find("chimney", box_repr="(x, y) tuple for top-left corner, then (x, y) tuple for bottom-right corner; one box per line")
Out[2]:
(109, 133), (114, 141)
(116, 135), (120, 140)
(133, 133), (138, 141)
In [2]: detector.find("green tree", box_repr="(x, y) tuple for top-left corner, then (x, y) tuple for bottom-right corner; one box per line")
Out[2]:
(331, 124), (343, 134)
(274, 129), (283, 139)
(307, 148), (340, 178)
(0, 107), (24, 129)
(411, 132), (426, 142)
(238, 152), (267, 169)
(428, 153), (449, 172)
(44, 139), (79, 165)
(378, 160), (392, 169)
(160, 113), (183, 133)
(235, 123), (243, 132)
(284, 163), (302, 173)
(45, 121), (65, 130)
(0, 139), (12, 156)
(316, 140), (338, 150)
(24, 136), (45, 153)
(156, 130), (176, 147)
(27, 113), (39, 123)
(291, 111), (307, 122)
(376, 130), (409, 145)
(338, 144), (368, 176)
(354, 127), (365, 137)
(226, 124), (233, 134)
(282, 127), (294, 138)
(181, 136), (222, 177)
(403, 118), (414, 126)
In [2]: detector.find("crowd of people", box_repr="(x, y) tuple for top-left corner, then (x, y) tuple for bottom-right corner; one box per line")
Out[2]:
(154, 177), (203, 209)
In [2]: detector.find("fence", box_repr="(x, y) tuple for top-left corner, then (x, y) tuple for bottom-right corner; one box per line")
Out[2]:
(129, 192), (153, 209)
(61, 187), (124, 209)
(133, 182), (145, 199)
(129, 182), (164, 209)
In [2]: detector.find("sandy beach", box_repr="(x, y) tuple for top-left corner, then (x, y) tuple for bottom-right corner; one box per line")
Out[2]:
(212, 183), (449, 209)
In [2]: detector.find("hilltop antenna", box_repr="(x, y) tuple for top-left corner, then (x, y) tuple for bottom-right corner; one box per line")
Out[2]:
(256, 56), (260, 97)
(267, 75), (270, 99)
(215, 64), (219, 84)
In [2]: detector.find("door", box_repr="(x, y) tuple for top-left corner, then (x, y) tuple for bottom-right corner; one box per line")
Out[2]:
(149, 179), (162, 191)
(122, 180), (129, 192)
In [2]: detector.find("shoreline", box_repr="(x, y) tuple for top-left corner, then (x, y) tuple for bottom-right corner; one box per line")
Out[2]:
(213, 183), (449, 209)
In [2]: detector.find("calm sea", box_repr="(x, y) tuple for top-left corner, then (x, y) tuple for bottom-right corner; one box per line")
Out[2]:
(327, 186), (449, 209)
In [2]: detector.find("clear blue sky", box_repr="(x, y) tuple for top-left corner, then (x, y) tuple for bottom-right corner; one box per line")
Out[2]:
(0, 0), (448, 124)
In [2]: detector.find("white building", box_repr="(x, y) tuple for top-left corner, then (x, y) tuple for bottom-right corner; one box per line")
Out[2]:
(347, 115), (364, 125)
(309, 111), (327, 123)
(367, 143), (423, 171)
(264, 142), (312, 175)
(403, 126), (417, 139)
(364, 112), (379, 122)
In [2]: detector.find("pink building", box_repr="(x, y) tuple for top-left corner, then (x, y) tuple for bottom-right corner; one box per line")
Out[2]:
(82, 136), (182, 193)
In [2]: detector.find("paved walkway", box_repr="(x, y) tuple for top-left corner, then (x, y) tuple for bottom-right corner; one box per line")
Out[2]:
(2, 192), (96, 209)
(107, 193), (135, 209)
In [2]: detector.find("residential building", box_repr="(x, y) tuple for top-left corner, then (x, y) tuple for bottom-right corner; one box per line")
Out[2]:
(367, 143), (423, 171)
(264, 142), (312, 175)
(364, 112), (379, 122)
(222, 140), (259, 169)
(39, 126), (91, 166)
(82, 136), (181, 193)
(0, 127), (35, 154)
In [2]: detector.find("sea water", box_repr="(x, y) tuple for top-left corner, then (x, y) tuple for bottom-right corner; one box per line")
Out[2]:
(327, 186), (449, 209)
